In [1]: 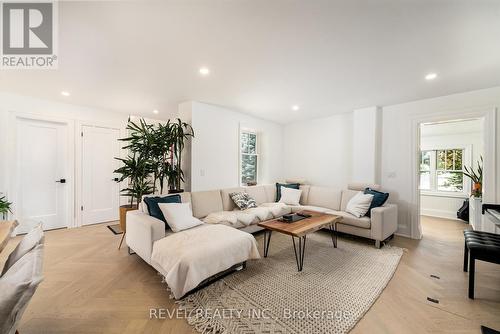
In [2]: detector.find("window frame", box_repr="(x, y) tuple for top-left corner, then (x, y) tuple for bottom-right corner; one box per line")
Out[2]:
(239, 128), (259, 186)
(419, 144), (472, 198)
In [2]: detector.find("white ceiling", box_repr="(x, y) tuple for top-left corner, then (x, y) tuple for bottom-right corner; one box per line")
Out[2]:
(1, 0), (499, 123)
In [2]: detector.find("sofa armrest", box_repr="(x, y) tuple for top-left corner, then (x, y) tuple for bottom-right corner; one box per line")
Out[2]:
(370, 204), (398, 243)
(125, 210), (166, 265)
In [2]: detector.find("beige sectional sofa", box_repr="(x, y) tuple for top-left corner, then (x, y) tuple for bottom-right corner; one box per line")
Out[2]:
(126, 182), (398, 266)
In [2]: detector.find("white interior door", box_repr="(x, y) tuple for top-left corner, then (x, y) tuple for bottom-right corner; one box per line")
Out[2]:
(16, 118), (69, 233)
(81, 126), (120, 225)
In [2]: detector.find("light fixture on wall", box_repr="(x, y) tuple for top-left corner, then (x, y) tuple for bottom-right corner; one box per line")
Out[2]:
(199, 67), (210, 76)
(425, 73), (437, 81)
(291, 105), (300, 111)
(153, 109), (159, 114)
(61, 91), (70, 96)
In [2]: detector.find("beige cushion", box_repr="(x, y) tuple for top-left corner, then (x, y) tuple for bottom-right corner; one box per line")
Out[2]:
(262, 184), (277, 203)
(0, 244), (44, 334)
(220, 187), (243, 211)
(345, 192), (373, 218)
(348, 183), (381, 191)
(158, 203), (203, 232)
(279, 187), (302, 206)
(290, 205), (331, 214)
(244, 186), (267, 205)
(340, 189), (359, 211)
(306, 186), (341, 210)
(336, 222), (371, 238)
(299, 185), (310, 204)
(190, 190), (223, 218)
(2, 224), (44, 276)
(328, 210), (371, 229)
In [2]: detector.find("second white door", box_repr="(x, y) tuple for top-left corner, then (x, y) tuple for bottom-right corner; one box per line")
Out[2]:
(81, 126), (120, 225)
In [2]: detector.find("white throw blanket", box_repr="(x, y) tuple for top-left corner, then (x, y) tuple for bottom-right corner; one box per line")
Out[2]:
(151, 224), (260, 299)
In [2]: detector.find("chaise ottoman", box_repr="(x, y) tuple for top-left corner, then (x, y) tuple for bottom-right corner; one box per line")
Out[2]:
(151, 224), (260, 299)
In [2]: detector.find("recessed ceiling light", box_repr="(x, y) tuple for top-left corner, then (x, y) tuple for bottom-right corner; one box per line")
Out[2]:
(291, 105), (300, 111)
(152, 109), (159, 114)
(61, 91), (70, 96)
(199, 67), (210, 76)
(425, 73), (437, 81)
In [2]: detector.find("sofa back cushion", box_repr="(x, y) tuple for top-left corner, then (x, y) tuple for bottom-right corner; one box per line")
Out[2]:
(220, 187), (243, 211)
(244, 186), (267, 205)
(299, 185), (310, 204)
(306, 186), (341, 210)
(191, 190), (224, 218)
(341, 189), (360, 211)
(262, 184), (276, 203)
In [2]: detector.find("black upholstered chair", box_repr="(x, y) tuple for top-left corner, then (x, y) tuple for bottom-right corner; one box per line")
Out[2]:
(463, 230), (500, 299)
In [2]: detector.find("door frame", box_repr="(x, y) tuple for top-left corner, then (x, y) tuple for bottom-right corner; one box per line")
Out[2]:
(7, 112), (76, 231)
(410, 106), (497, 239)
(75, 120), (126, 228)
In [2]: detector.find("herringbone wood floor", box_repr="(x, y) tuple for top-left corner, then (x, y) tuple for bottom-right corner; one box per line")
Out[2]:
(1, 216), (499, 334)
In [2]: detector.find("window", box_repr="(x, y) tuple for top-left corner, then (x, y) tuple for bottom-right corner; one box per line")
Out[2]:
(436, 149), (463, 192)
(240, 131), (258, 185)
(419, 148), (465, 193)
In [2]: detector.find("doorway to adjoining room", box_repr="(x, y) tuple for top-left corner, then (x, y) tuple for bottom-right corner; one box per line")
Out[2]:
(419, 118), (484, 230)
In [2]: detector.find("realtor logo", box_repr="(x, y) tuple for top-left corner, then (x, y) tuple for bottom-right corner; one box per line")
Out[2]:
(1, 1), (58, 69)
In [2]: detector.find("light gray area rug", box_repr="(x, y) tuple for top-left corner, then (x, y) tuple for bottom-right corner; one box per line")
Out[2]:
(175, 232), (403, 334)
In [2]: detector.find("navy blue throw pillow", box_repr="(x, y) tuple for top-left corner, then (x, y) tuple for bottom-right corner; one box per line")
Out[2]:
(275, 183), (300, 202)
(363, 188), (389, 217)
(144, 194), (182, 223)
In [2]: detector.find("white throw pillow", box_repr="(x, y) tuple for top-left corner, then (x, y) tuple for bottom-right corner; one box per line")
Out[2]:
(345, 192), (374, 218)
(158, 202), (203, 232)
(279, 187), (302, 206)
(2, 224), (44, 276)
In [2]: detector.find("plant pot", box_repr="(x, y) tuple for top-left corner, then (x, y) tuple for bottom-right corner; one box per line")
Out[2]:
(119, 204), (138, 234)
(168, 189), (184, 194)
(472, 182), (482, 198)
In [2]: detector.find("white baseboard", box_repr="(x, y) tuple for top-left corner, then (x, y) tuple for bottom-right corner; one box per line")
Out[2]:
(420, 208), (459, 220)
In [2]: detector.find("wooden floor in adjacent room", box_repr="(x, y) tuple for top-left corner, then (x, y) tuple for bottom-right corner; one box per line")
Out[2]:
(1, 216), (499, 334)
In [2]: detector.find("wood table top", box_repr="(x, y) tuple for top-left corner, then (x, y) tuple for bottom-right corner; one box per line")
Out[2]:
(0, 221), (18, 253)
(258, 211), (342, 237)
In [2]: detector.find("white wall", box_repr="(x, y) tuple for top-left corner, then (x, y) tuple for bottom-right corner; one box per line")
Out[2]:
(381, 87), (500, 238)
(351, 107), (381, 184)
(0, 92), (142, 227)
(187, 102), (283, 191)
(419, 120), (484, 220)
(283, 112), (353, 189)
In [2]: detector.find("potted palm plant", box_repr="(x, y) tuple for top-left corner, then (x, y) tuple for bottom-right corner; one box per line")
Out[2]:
(463, 156), (483, 198)
(167, 118), (194, 193)
(0, 193), (12, 220)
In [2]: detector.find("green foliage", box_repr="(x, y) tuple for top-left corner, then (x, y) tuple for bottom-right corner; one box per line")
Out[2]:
(168, 119), (194, 191)
(0, 193), (12, 217)
(114, 118), (194, 204)
(463, 156), (483, 197)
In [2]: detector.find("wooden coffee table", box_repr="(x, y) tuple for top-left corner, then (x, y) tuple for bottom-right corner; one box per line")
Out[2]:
(257, 211), (342, 271)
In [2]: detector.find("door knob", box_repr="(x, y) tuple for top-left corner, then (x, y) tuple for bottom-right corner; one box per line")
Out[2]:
(112, 178), (119, 182)
(55, 179), (66, 183)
